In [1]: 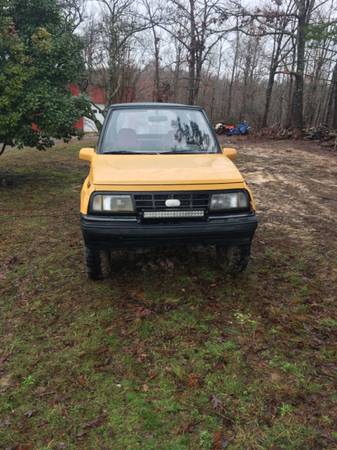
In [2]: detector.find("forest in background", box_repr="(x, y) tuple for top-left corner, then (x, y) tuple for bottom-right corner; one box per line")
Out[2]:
(62, 0), (337, 129)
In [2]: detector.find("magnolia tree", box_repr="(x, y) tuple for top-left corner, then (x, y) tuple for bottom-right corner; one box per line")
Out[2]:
(0, 0), (91, 154)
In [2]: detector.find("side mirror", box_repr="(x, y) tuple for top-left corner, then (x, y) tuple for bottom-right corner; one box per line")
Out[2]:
(79, 147), (95, 162)
(222, 147), (237, 161)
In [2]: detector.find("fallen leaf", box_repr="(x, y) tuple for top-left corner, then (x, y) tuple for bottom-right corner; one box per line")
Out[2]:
(179, 421), (197, 433)
(76, 415), (106, 438)
(85, 415), (107, 428)
(95, 346), (109, 355)
(213, 430), (229, 449)
(34, 386), (55, 397)
(142, 384), (149, 392)
(77, 374), (87, 387)
(130, 289), (146, 302)
(135, 307), (152, 318)
(147, 371), (157, 380)
(0, 417), (11, 428)
(105, 325), (114, 335)
(0, 352), (11, 366)
(8, 256), (18, 267)
(187, 373), (200, 388)
(270, 371), (281, 382)
(0, 374), (12, 389)
(210, 395), (223, 410)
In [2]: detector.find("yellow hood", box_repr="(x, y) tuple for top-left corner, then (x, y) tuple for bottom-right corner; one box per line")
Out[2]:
(91, 154), (243, 186)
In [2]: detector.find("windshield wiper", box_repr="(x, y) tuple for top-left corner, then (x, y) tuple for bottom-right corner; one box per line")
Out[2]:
(103, 149), (210, 155)
(103, 151), (143, 154)
(160, 149), (207, 154)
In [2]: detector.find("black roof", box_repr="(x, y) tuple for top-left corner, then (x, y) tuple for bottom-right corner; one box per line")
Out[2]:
(108, 102), (202, 109)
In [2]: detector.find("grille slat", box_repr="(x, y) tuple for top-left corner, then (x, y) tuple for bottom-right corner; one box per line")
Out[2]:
(133, 192), (211, 215)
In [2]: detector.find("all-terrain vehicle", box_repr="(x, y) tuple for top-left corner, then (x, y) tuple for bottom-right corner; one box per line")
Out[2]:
(79, 103), (257, 279)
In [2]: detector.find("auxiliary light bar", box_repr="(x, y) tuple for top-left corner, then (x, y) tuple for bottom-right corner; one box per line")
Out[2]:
(143, 210), (204, 219)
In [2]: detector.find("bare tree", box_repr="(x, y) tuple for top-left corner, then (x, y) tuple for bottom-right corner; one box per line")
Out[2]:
(80, 0), (151, 129)
(227, 19), (240, 118)
(290, 0), (315, 130)
(142, 0), (163, 101)
(58, 0), (87, 31)
(261, 0), (295, 127)
(172, 31), (185, 101)
(161, 0), (235, 105)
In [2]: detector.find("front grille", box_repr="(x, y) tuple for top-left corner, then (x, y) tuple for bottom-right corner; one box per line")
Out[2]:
(133, 192), (210, 214)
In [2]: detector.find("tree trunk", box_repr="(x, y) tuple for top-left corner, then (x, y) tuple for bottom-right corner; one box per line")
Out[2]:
(194, 60), (203, 104)
(172, 42), (182, 102)
(227, 26), (239, 118)
(291, 0), (315, 130)
(262, 29), (281, 127)
(284, 46), (296, 129)
(329, 62), (337, 128)
(262, 2), (292, 127)
(187, 0), (197, 105)
(306, 62), (322, 127)
(153, 31), (161, 102)
(291, 13), (305, 130)
(240, 38), (253, 120)
(262, 68), (276, 127)
(210, 44), (223, 121)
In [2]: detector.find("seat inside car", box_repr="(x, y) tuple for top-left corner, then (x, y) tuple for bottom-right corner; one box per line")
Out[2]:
(161, 130), (178, 149)
(116, 128), (138, 148)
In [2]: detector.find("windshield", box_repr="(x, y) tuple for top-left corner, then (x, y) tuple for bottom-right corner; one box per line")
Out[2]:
(100, 107), (219, 154)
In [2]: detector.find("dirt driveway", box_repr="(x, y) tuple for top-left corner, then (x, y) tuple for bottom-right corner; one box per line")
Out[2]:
(221, 137), (337, 245)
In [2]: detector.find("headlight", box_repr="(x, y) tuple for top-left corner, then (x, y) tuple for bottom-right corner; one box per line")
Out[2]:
(210, 191), (249, 211)
(91, 194), (134, 213)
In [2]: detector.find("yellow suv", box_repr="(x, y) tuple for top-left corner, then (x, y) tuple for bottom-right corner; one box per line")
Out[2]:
(79, 103), (257, 279)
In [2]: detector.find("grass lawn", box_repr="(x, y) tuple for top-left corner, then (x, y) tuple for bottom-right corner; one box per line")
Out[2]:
(0, 139), (337, 449)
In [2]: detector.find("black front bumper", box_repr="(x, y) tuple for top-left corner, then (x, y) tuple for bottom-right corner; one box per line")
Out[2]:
(81, 213), (258, 249)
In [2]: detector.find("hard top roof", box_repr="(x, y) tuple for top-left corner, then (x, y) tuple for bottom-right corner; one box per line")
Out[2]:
(108, 102), (202, 110)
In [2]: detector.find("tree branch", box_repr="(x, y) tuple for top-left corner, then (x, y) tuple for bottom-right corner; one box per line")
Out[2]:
(0, 143), (7, 156)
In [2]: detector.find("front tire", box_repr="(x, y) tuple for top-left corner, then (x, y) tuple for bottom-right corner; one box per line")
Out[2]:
(85, 247), (111, 280)
(216, 244), (251, 274)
